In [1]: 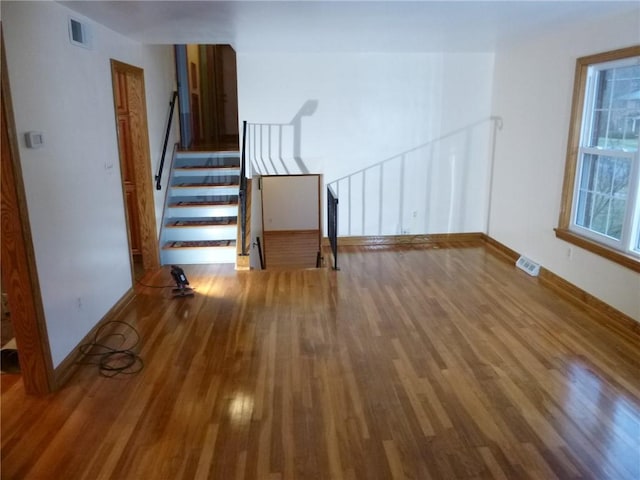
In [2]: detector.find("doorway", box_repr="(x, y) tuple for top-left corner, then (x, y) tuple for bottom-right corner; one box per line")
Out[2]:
(261, 174), (322, 269)
(1, 39), (54, 394)
(110, 60), (160, 278)
(179, 44), (239, 151)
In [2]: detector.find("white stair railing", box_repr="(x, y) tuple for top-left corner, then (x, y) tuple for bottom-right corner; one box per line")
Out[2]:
(327, 117), (503, 237)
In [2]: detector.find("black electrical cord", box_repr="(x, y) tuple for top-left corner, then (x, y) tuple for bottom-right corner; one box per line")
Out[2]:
(78, 320), (143, 377)
(135, 265), (196, 290)
(135, 266), (195, 293)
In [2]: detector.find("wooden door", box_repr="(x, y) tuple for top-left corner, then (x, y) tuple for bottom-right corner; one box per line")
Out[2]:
(219, 45), (239, 138)
(200, 45), (239, 148)
(191, 93), (201, 144)
(110, 60), (159, 273)
(113, 69), (142, 256)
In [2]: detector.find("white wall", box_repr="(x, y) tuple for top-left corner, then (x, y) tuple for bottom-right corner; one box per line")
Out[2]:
(237, 52), (495, 236)
(249, 176), (264, 270)
(2, 2), (178, 366)
(262, 175), (320, 231)
(142, 44), (180, 234)
(490, 9), (640, 321)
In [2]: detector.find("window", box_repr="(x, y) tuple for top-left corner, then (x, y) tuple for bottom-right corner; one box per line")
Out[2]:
(558, 46), (640, 272)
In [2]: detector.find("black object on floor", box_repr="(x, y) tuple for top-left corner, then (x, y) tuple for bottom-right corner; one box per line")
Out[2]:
(1, 348), (20, 374)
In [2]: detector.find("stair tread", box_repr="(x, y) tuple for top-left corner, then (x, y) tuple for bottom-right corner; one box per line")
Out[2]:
(176, 149), (240, 154)
(164, 240), (236, 249)
(175, 165), (239, 170)
(168, 218), (237, 227)
(169, 200), (238, 207)
(173, 182), (238, 187)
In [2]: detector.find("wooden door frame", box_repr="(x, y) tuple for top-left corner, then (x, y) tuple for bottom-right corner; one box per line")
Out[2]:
(1, 32), (55, 394)
(110, 60), (160, 275)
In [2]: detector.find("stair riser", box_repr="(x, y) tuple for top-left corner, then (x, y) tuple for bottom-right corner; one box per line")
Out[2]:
(175, 153), (240, 168)
(173, 168), (240, 177)
(163, 226), (237, 242)
(161, 246), (237, 265)
(166, 205), (238, 217)
(170, 186), (239, 197)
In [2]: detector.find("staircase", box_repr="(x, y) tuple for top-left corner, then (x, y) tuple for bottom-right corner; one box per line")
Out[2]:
(160, 150), (240, 264)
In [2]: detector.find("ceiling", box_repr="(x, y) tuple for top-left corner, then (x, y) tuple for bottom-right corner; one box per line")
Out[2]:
(59, 1), (640, 53)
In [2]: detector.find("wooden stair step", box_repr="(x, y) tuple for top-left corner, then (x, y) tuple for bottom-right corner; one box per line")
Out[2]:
(164, 240), (236, 249)
(175, 165), (239, 170)
(169, 218), (237, 227)
(176, 150), (239, 155)
(170, 200), (238, 207)
(173, 182), (237, 187)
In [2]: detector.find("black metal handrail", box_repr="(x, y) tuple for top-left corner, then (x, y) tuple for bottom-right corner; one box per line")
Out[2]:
(327, 185), (339, 270)
(155, 91), (178, 190)
(256, 236), (265, 269)
(239, 120), (249, 256)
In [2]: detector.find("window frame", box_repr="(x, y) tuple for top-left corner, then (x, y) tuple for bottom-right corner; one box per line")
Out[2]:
(557, 45), (640, 273)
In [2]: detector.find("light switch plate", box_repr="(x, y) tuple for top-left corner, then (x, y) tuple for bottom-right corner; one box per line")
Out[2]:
(25, 131), (44, 149)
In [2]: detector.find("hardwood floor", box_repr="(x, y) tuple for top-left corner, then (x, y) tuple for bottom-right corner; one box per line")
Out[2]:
(2, 245), (639, 479)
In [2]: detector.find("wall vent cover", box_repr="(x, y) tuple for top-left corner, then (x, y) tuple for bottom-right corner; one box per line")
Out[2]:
(516, 255), (540, 277)
(68, 17), (91, 49)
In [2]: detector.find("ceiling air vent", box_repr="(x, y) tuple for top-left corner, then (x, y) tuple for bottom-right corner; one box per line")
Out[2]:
(68, 17), (91, 49)
(516, 255), (540, 277)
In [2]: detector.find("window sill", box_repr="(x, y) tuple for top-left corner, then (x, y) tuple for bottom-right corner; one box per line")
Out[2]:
(554, 228), (640, 273)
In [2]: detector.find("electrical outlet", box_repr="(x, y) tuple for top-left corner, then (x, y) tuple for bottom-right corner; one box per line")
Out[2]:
(567, 247), (573, 260)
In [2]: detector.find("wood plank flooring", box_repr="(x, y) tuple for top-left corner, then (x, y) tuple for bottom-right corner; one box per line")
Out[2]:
(2, 245), (639, 479)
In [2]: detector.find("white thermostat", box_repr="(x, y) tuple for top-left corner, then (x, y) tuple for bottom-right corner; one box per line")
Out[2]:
(25, 131), (44, 149)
